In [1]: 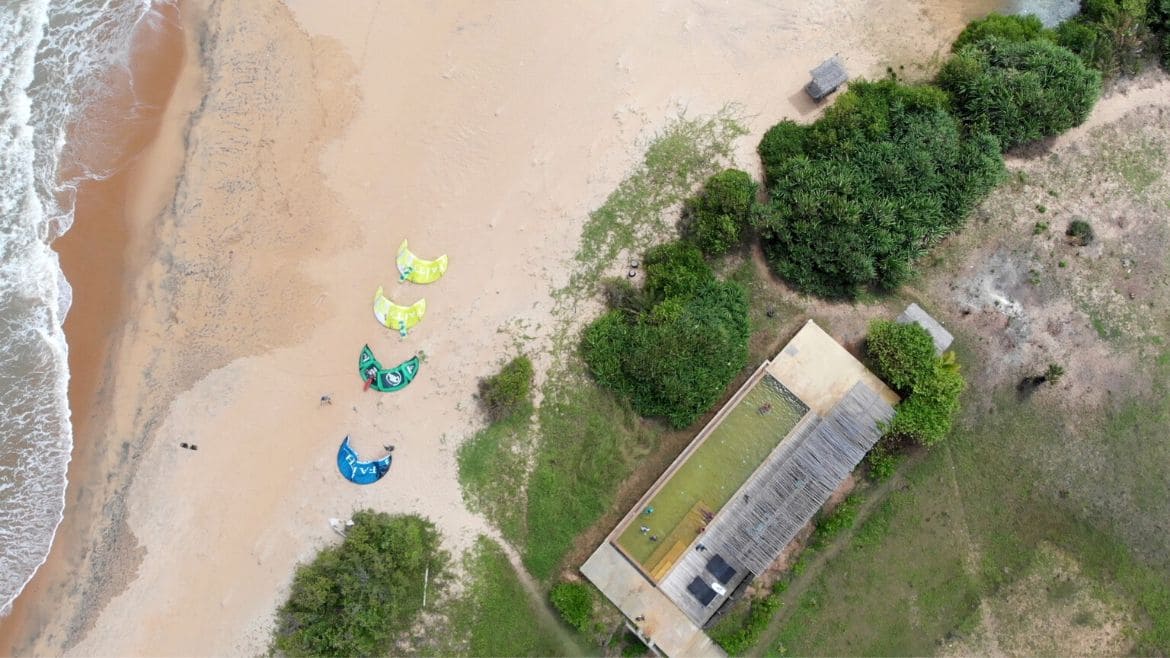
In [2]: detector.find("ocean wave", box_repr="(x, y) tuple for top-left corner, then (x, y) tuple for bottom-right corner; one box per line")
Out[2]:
(0, 0), (153, 615)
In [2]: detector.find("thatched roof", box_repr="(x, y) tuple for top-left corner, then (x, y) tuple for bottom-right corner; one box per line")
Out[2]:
(657, 382), (894, 625)
(896, 302), (954, 355)
(806, 56), (848, 100)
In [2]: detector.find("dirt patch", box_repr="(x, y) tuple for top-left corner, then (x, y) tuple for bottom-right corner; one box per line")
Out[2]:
(940, 542), (1134, 657)
(916, 84), (1170, 410)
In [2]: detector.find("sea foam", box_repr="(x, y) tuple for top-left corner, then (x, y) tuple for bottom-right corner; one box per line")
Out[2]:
(0, 0), (154, 615)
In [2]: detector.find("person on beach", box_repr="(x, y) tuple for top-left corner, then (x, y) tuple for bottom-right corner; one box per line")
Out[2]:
(320, 394), (332, 405)
(383, 444), (395, 453)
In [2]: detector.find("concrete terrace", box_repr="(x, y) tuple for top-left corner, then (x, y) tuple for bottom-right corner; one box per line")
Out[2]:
(583, 319), (902, 655)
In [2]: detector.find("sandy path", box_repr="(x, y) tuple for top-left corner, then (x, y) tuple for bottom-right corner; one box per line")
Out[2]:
(10, 0), (1005, 654)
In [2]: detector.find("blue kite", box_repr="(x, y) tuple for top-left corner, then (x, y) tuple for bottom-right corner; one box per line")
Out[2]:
(336, 436), (392, 485)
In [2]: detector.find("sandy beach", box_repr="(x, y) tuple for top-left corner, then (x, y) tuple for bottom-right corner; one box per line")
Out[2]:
(1, 0), (1004, 654)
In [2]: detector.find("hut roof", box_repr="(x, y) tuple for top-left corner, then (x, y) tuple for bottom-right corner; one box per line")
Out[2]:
(806, 56), (848, 100)
(896, 303), (954, 355)
(657, 382), (894, 625)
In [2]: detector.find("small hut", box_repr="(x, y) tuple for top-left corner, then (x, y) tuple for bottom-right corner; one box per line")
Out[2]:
(805, 56), (848, 102)
(896, 303), (954, 355)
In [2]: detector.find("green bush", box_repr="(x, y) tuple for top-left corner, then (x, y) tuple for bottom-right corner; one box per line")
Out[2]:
(711, 592), (783, 655)
(582, 242), (750, 428)
(1161, 32), (1170, 68)
(684, 168), (758, 257)
(755, 80), (1004, 298)
(272, 511), (449, 657)
(1071, 0), (1152, 76)
(549, 581), (595, 633)
(1056, 18), (1108, 66)
(953, 13), (1050, 50)
(866, 322), (966, 447)
(886, 355), (966, 447)
(812, 494), (862, 548)
(865, 320), (937, 393)
(1066, 219), (1095, 245)
(865, 445), (900, 482)
(642, 241), (712, 303)
(939, 37), (1102, 150)
(757, 120), (808, 186)
(478, 355), (534, 421)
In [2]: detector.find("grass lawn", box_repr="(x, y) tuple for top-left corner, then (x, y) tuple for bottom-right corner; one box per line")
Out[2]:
(523, 372), (656, 580)
(457, 404), (534, 547)
(616, 375), (806, 570)
(761, 349), (1170, 656)
(442, 537), (590, 657)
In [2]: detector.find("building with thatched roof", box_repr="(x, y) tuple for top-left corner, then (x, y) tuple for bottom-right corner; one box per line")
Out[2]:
(805, 56), (848, 101)
(581, 320), (899, 656)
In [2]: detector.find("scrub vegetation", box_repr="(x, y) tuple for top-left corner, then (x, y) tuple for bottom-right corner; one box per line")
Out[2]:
(753, 80), (1004, 299)
(270, 512), (450, 657)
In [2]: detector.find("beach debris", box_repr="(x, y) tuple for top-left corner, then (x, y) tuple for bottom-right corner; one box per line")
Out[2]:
(336, 436), (392, 485)
(373, 287), (426, 337)
(628, 270), (637, 278)
(396, 239), (448, 284)
(328, 517), (355, 537)
(358, 345), (420, 392)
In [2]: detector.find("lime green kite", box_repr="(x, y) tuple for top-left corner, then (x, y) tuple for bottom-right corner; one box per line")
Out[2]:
(359, 345), (420, 392)
(396, 239), (448, 284)
(373, 286), (426, 337)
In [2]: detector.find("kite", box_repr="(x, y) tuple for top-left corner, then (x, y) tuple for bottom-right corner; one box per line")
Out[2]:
(373, 286), (425, 337)
(336, 436), (392, 485)
(358, 344), (420, 392)
(396, 239), (448, 284)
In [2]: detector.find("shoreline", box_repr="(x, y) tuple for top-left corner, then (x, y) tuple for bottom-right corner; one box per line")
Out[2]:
(0, 2), (197, 652)
(3, 0), (1011, 653)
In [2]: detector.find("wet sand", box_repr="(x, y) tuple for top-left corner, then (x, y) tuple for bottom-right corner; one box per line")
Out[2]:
(2, 0), (1004, 654)
(0, 2), (197, 653)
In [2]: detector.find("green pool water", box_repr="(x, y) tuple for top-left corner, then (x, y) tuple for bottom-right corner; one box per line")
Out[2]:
(617, 374), (807, 573)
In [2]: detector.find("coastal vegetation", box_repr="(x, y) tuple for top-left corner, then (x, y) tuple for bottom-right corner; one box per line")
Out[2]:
(939, 37), (1101, 150)
(270, 511), (449, 657)
(477, 354), (534, 422)
(549, 581), (596, 634)
(582, 241), (750, 428)
(444, 537), (583, 657)
(866, 320), (965, 447)
(682, 168), (758, 257)
(952, 13), (1049, 49)
(753, 79), (1004, 299)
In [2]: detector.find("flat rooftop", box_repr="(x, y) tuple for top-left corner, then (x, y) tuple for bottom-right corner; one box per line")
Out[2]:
(766, 319), (899, 416)
(583, 320), (900, 654)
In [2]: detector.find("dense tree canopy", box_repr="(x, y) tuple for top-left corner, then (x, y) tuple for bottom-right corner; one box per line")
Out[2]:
(272, 511), (449, 657)
(939, 37), (1101, 150)
(683, 168), (758, 257)
(952, 13), (1050, 50)
(753, 80), (1004, 299)
(582, 241), (749, 428)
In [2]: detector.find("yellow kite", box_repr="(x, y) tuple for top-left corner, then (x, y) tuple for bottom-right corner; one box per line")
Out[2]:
(373, 286), (426, 337)
(396, 239), (448, 284)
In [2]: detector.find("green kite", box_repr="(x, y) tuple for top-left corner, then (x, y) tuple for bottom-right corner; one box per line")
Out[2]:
(359, 345), (420, 392)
